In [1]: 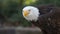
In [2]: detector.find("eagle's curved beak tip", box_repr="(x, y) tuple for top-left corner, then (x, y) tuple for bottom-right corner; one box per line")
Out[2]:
(23, 10), (29, 17)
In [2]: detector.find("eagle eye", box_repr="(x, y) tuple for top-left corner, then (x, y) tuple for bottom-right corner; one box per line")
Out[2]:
(28, 9), (31, 11)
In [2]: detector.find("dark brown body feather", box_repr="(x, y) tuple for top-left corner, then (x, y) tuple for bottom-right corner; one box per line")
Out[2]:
(31, 5), (60, 34)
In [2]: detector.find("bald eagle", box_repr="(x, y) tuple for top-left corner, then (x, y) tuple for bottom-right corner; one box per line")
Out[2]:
(22, 4), (60, 34)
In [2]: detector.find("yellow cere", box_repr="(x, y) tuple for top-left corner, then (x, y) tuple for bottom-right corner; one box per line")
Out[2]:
(23, 10), (29, 17)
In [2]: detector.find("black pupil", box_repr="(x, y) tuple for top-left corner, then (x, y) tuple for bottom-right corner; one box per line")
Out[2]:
(29, 10), (31, 11)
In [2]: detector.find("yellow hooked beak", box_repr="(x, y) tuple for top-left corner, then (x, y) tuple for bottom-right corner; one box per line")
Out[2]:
(23, 10), (29, 17)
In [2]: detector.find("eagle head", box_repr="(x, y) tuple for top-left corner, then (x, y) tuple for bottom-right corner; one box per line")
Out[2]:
(22, 6), (40, 21)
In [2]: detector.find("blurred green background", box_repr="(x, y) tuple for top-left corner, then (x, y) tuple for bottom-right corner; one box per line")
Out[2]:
(0, 0), (60, 27)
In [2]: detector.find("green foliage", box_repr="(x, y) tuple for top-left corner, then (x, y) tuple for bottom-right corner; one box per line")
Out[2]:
(24, 0), (36, 5)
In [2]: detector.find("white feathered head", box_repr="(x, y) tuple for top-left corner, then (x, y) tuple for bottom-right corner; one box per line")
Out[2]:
(22, 6), (40, 21)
